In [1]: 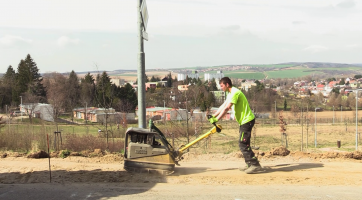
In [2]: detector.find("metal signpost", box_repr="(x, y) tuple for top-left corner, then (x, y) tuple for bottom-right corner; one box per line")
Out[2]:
(355, 90), (362, 150)
(315, 108), (317, 148)
(137, 0), (149, 128)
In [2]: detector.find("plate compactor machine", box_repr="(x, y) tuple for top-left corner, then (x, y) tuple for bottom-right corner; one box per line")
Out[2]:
(124, 116), (222, 174)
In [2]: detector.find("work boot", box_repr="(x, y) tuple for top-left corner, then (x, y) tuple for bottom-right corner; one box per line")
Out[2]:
(239, 164), (250, 171)
(244, 163), (262, 174)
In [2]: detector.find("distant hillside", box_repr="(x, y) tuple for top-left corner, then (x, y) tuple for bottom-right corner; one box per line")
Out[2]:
(299, 62), (354, 68)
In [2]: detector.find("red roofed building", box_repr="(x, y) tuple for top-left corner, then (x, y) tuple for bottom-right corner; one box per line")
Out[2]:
(328, 81), (338, 87)
(317, 84), (325, 91)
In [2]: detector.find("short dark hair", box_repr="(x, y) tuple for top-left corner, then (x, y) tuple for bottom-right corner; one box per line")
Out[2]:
(219, 77), (232, 87)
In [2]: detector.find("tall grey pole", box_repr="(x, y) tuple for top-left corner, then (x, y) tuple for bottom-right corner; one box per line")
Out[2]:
(137, 0), (146, 128)
(315, 108), (317, 148)
(356, 91), (358, 151)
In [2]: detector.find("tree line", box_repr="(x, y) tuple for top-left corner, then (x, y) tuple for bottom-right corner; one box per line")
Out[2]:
(1, 54), (282, 119)
(0, 54), (137, 119)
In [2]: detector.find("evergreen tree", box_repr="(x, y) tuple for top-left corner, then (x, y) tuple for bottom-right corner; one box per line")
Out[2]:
(25, 54), (46, 101)
(3, 65), (16, 83)
(80, 72), (96, 106)
(14, 55), (46, 104)
(150, 75), (160, 82)
(66, 70), (80, 120)
(206, 92), (215, 109)
(96, 71), (113, 107)
(114, 83), (137, 112)
(1, 66), (16, 107)
(209, 78), (218, 91)
(166, 73), (173, 87)
(15, 59), (31, 100)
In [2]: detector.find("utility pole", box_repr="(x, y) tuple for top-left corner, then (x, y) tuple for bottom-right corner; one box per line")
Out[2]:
(315, 108), (317, 148)
(301, 100), (303, 151)
(355, 90), (361, 151)
(137, 0), (148, 128)
(185, 91), (189, 149)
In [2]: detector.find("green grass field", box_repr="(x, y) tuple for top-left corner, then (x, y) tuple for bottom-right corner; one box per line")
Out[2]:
(302, 67), (362, 71)
(265, 69), (322, 79)
(223, 72), (265, 79)
(248, 64), (295, 68)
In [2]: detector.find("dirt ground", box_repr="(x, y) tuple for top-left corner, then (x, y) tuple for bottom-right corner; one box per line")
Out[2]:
(1, 150), (362, 199)
(1, 149), (362, 186)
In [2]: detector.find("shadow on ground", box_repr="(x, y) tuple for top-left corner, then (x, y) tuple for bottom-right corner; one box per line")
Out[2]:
(171, 163), (324, 175)
(261, 163), (324, 173)
(0, 169), (162, 199)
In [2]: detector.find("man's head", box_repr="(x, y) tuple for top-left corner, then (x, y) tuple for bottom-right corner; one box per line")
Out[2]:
(219, 77), (232, 92)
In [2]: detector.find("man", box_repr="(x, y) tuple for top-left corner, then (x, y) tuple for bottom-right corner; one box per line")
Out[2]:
(208, 77), (262, 174)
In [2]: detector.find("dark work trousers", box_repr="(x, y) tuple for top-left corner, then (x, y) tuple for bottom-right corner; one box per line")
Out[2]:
(238, 118), (259, 165)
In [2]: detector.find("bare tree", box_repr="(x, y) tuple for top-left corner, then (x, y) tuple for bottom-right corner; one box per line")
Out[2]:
(43, 72), (67, 128)
(279, 111), (288, 147)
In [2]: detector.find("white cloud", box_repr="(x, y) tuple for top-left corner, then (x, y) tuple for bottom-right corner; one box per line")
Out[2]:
(57, 36), (80, 47)
(336, 0), (356, 8)
(292, 21), (306, 25)
(221, 25), (240, 31)
(345, 44), (359, 48)
(102, 43), (110, 48)
(0, 35), (32, 47)
(303, 45), (328, 53)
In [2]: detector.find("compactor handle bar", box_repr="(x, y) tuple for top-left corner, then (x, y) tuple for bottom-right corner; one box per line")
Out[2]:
(176, 115), (222, 157)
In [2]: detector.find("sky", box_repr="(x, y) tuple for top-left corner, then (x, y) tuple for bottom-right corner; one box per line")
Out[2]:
(0, 0), (361, 73)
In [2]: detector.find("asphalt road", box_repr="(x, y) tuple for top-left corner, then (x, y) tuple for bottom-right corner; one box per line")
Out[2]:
(0, 183), (360, 200)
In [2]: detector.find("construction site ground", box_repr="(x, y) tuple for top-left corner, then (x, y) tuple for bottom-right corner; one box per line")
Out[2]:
(1, 151), (361, 200)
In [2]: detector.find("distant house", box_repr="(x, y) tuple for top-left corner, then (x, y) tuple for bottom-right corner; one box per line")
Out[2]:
(145, 82), (157, 90)
(178, 85), (189, 91)
(73, 107), (135, 123)
(349, 80), (358, 88)
(240, 81), (256, 91)
(328, 81), (338, 87)
(21, 103), (54, 122)
(132, 82), (158, 91)
(316, 84), (325, 91)
(110, 78), (125, 87)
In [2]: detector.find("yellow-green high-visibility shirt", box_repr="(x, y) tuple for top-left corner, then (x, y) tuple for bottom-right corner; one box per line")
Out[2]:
(226, 87), (255, 125)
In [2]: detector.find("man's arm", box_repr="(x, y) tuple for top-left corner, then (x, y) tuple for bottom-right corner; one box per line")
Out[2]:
(215, 102), (233, 121)
(213, 101), (227, 117)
